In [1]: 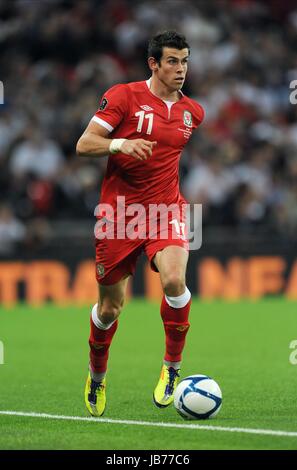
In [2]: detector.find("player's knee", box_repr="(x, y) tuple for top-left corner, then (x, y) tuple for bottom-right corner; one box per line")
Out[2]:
(99, 301), (122, 325)
(162, 272), (185, 297)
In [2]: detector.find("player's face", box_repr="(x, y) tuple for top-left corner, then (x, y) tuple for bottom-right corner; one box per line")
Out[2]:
(157, 47), (189, 91)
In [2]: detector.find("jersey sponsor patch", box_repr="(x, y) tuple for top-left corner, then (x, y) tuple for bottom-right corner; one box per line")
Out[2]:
(183, 110), (192, 127)
(99, 97), (108, 111)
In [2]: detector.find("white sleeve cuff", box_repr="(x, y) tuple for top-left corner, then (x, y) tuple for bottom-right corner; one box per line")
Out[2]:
(91, 116), (114, 133)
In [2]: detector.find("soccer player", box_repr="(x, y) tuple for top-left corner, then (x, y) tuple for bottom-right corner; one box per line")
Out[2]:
(76, 30), (204, 416)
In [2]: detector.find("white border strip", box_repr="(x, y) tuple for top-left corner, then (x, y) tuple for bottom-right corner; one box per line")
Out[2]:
(91, 116), (114, 132)
(0, 411), (297, 438)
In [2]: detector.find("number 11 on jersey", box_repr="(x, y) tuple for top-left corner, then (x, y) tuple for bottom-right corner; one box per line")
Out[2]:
(169, 219), (186, 239)
(135, 111), (154, 135)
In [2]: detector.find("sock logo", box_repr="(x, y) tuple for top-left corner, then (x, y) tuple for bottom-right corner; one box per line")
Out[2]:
(176, 325), (189, 332)
(90, 342), (105, 350)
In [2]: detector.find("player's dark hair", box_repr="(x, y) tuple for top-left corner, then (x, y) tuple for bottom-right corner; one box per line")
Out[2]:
(148, 30), (190, 64)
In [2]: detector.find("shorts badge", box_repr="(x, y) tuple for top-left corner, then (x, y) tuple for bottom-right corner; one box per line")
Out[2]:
(97, 263), (105, 277)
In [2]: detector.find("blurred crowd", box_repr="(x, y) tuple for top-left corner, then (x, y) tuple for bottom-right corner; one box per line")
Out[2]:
(1, 0), (297, 254)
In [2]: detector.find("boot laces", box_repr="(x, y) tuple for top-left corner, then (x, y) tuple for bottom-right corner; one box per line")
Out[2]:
(165, 367), (179, 396)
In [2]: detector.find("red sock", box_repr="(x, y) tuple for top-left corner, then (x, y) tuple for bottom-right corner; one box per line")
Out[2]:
(89, 317), (118, 374)
(160, 295), (191, 363)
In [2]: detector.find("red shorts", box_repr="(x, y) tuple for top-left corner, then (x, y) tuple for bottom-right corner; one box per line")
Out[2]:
(95, 213), (189, 285)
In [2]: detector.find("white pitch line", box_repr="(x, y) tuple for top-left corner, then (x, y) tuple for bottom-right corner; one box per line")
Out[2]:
(0, 410), (297, 438)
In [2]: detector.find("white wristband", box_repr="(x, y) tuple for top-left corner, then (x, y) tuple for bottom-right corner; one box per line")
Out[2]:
(109, 138), (127, 154)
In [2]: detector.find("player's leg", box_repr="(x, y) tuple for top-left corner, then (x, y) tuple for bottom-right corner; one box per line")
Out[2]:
(85, 276), (130, 417)
(90, 277), (129, 378)
(153, 245), (191, 407)
(85, 232), (142, 416)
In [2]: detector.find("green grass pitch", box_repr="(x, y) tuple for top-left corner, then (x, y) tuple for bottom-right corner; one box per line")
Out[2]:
(0, 298), (297, 450)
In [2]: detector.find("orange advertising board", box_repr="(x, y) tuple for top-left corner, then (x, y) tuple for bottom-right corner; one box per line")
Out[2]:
(0, 257), (296, 306)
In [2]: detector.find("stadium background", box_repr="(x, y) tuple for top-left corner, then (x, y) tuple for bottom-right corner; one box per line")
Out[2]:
(1, 0), (297, 304)
(0, 0), (297, 303)
(1, 0), (297, 452)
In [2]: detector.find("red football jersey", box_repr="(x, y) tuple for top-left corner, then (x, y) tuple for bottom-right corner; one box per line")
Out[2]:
(92, 79), (204, 215)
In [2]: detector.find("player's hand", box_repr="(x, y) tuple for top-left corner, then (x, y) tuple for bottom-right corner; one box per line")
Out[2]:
(121, 139), (157, 161)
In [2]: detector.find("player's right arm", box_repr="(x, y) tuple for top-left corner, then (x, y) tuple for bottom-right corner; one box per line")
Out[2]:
(76, 120), (156, 161)
(76, 84), (156, 160)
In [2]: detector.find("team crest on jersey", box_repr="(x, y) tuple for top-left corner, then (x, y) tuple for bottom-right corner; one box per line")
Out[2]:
(183, 110), (192, 127)
(97, 263), (105, 277)
(99, 97), (108, 111)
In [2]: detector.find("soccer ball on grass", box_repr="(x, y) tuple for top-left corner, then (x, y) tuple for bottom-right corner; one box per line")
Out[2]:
(174, 374), (222, 420)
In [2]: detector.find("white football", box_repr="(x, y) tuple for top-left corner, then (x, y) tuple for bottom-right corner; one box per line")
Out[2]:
(174, 374), (222, 420)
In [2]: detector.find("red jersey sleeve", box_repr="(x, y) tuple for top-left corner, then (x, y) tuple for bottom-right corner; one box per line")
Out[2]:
(191, 101), (205, 129)
(92, 84), (129, 132)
